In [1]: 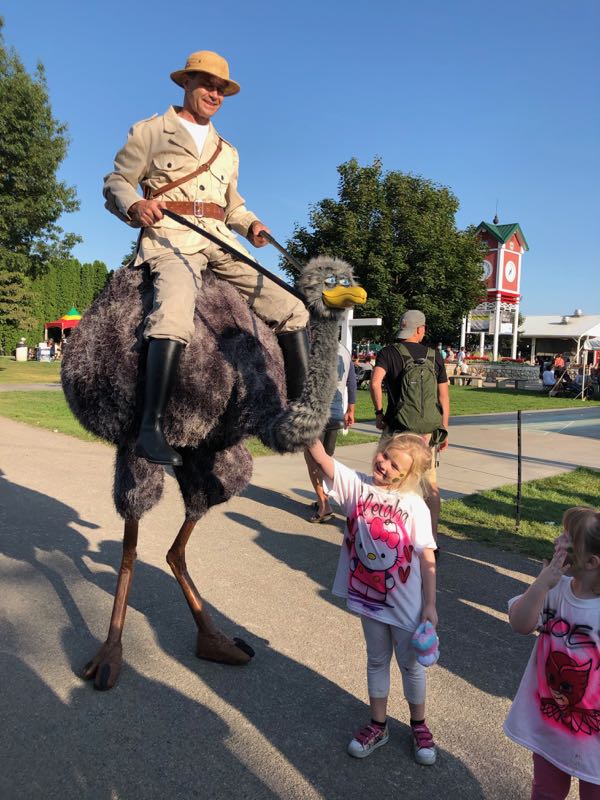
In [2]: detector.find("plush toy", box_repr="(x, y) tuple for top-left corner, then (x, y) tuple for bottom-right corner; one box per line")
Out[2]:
(412, 621), (440, 666)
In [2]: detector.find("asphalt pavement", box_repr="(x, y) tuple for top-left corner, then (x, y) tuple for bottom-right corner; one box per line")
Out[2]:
(2, 406), (598, 799)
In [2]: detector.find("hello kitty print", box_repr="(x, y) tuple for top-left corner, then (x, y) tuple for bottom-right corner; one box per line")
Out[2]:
(328, 461), (435, 631)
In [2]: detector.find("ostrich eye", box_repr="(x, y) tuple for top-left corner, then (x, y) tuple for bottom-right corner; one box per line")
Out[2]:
(338, 276), (351, 287)
(324, 275), (337, 288)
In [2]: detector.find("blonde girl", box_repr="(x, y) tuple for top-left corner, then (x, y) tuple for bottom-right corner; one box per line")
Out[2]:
(307, 432), (438, 764)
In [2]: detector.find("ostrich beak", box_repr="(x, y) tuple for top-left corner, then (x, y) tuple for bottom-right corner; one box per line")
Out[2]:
(322, 285), (368, 309)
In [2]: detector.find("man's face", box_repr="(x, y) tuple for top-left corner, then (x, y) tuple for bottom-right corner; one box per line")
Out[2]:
(182, 71), (227, 122)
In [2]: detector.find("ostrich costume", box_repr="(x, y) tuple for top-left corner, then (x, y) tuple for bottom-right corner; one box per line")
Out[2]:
(61, 255), (365, 690)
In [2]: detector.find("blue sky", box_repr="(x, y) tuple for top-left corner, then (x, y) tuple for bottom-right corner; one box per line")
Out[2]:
(4, 0), (599, 316)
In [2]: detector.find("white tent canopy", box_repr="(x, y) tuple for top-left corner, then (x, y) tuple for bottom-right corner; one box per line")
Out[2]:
(519, 312), (600, 362)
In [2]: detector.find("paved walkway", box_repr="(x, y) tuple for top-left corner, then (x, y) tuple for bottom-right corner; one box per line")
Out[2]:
(2, 408), (598, 799)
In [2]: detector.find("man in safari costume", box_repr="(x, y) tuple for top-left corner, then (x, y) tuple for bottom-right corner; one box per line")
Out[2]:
(104, 50), (309, 466)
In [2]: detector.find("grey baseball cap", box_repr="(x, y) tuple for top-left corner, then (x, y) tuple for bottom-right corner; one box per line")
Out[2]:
(396, 309), (426, 339)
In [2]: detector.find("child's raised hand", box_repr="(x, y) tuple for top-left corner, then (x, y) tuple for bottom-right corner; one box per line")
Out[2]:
(537, 548), (569, 591)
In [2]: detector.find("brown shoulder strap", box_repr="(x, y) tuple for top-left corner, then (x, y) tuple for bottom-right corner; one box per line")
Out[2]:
(148, 138), (223, 199)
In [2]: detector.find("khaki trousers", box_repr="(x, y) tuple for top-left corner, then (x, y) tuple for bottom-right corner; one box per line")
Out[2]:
(143, 243), (308, 344)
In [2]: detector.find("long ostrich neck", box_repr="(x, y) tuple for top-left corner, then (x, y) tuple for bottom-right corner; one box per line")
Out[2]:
(265, 314), (341, 453)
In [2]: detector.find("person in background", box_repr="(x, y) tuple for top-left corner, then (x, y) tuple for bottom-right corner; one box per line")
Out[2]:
(543, 365), (556, 388)
(370, 311), (449, 548)
(456, 346), (467, 376)
(304, 342), (356, 523)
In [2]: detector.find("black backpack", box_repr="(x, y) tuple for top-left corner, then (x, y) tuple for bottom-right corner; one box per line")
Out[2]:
(387, 344), (446, 443)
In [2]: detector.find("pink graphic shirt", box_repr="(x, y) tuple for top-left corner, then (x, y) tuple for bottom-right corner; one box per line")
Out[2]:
(325, 460), (435, 631)
(504, 577), (600, 785)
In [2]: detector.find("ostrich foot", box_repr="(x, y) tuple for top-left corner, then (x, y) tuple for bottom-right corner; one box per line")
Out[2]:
(196, 630), (255, 665)
(82, 641), (123, 690)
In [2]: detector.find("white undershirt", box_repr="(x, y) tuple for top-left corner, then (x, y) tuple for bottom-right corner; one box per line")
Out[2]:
(177, 116), (209, 157)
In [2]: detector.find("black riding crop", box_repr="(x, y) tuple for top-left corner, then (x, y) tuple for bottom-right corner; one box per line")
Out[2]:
(161, 208), (305, 302)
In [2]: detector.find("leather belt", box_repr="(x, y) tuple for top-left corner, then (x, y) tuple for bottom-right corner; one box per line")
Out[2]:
(161, 201), (225, 221)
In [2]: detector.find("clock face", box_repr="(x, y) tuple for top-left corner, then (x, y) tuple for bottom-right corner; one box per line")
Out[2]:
(504, 260), (517, 282)
(482, 260), (493, 280)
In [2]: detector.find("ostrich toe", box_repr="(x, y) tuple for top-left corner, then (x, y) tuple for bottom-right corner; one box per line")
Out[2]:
(82, 641), (123, 690)
(196, 630), (254, 665)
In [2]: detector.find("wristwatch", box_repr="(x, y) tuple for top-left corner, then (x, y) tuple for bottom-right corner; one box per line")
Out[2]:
(375, 409), (384, 416)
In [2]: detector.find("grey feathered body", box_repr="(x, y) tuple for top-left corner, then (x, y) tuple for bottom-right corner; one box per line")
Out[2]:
(61, 261), (341, 522)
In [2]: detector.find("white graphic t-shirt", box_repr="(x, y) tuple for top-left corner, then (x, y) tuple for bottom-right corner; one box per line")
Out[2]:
(325, 460), (435, 631)
(504, 577), (600, 785)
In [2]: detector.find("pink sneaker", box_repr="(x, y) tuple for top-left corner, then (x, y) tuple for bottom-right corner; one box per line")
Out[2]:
(412, 722), (437, 765)
(347, 722), (389, 758)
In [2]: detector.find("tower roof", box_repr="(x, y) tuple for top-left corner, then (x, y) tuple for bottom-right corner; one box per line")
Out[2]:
(477, 221), (529, 250)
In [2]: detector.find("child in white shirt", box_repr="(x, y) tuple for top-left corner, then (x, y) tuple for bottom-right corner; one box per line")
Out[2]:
(504, 507), (600, 798)
(307, 432), (438, 764)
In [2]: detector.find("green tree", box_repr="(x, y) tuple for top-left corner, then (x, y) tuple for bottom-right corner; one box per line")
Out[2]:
(284, 158), (486, 345)
(0, 19), (79, 351)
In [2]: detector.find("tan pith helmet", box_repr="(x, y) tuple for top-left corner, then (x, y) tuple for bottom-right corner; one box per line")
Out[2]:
(170, 50), (240, 96)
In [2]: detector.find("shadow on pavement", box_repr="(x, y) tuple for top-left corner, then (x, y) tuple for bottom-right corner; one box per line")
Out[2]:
(0, 620), (274, 800)
(0, 471), (486, 800)
(228, 499), (537, 701)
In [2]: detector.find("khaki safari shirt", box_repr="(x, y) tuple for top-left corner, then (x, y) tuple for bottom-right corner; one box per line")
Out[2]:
(103, 106), (259, 265)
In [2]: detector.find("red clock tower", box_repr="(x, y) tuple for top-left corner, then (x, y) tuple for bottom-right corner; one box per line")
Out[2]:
(463, 218), (528, 360)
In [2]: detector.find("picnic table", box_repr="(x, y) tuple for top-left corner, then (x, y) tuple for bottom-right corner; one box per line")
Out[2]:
(495, 377), (529, 390)
(449, 374), (484, 388)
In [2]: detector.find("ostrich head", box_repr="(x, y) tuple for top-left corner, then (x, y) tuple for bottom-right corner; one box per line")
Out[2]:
(297, 256), (367, 319)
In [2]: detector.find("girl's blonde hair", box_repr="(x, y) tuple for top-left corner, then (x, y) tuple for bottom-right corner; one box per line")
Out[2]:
(373, 433), (432, 495)
(563, 506), (600, 593)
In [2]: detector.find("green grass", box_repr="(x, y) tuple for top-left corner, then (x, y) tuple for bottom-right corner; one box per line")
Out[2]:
(0, 390), (378, 453)
(439, 467), (600, 559)
(353, 384), (594, 421)
(0, 356), (61, 383)
(0, 390), (102, 442)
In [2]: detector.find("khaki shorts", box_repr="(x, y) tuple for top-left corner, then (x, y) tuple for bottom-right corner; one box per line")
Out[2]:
(382, 428), (437, 484)
(143, 245), (309, 344)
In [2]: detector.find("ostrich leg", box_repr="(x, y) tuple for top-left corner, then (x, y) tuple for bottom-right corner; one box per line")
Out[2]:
(167, 519), (255, 665)
(82, 520), (139, 690)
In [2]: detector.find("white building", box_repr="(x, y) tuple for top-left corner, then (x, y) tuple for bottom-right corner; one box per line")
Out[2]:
(519, 310), (600, 363)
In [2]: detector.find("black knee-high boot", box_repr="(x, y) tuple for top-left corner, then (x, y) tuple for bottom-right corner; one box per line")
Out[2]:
(135, 338), (183, 466)
(277, 329), (310, 402)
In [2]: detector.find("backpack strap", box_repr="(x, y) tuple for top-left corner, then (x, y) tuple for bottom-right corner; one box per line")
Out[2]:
(393, 342), (414, 367)
(387, 343), (414, 410)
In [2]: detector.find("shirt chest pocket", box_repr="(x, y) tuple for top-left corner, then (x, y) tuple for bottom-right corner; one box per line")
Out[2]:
(148, 154), (201, 200)
(150, 154), (190, 181)
(206, 163), (231, 206)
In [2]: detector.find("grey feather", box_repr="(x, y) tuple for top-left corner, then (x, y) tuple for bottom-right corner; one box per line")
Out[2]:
(61, 256), (355, 521)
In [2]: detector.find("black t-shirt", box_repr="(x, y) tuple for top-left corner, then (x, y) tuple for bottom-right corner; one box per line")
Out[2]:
(375, 341), (448, 428)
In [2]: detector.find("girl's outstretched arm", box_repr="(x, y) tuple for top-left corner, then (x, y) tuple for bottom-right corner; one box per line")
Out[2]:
(509, 549), (569, 634)
(306, 438), (335, 482)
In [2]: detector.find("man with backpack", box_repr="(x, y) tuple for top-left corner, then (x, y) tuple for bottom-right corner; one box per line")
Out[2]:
(370, 310), (450, 546)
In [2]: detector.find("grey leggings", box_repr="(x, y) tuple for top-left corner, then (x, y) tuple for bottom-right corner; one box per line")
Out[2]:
(360, 615), (426, 705)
